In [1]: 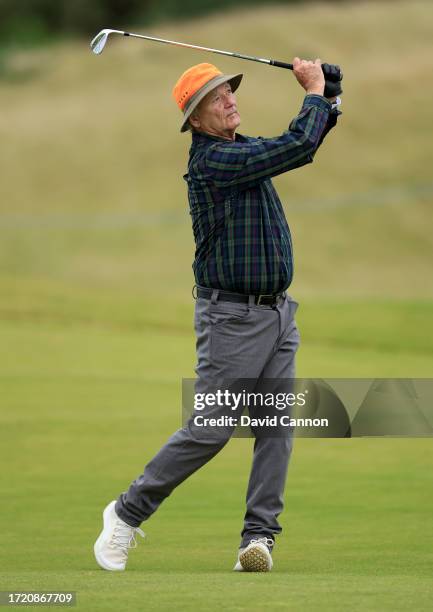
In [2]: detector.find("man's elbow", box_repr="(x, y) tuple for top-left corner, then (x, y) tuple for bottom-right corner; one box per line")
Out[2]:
(299, 140), (318, 166)
(301, 153), (315, 168)
(292, 130), (322, 164)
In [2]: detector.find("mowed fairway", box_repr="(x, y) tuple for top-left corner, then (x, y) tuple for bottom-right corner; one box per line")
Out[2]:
(1, 314), (433, 610)
(1, 0), (433, 609)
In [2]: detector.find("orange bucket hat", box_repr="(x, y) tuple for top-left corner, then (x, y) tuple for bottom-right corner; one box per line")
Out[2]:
(172, 63), (243, 133)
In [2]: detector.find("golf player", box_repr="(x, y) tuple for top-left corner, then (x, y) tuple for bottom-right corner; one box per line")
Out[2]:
(94, 58), (342, 572)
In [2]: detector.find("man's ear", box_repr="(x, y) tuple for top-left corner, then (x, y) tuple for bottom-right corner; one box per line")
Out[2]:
(189, 112), (200, 129)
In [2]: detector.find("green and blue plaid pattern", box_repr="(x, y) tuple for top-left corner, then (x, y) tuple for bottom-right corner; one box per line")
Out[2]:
(184, 94), (341, 294)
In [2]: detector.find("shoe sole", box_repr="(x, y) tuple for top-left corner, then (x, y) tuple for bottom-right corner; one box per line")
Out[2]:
(239, 545), (272, 572)
(94, 501), (124, 571)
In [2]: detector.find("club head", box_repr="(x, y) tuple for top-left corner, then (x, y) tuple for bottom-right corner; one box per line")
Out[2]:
(90, 29), (117, 55)
(90, 30), (109, 54)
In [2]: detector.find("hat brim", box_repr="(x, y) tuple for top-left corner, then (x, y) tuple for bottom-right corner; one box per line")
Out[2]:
(180, 73), (243, 133)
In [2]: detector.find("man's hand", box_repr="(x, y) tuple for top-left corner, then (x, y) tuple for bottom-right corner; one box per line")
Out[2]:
(292, 57), (325, 96)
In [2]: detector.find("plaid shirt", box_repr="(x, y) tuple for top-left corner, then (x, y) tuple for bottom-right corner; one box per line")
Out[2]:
(184, 94), (341, 295)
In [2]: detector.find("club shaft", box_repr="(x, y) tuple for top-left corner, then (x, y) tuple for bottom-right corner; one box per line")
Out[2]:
(122, 31), (294, 70)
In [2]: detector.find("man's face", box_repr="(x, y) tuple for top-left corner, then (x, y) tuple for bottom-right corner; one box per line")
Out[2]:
(189, 81), (240, 140)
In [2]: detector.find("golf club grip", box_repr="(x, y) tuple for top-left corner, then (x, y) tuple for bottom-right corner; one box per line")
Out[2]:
(271, 60), (342, 81)
(270, 60), (294, 70)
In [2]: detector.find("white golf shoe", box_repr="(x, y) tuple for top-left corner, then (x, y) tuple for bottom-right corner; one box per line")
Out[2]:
(233, 551), (245, 572)
(94, 500), (145, 571)
(233, 537), (274, 572)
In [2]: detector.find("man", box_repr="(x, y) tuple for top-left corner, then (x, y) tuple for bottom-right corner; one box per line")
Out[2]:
(94, 58), (342, 572)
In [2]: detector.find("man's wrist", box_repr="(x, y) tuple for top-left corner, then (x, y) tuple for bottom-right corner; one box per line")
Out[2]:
(302, 93), (333, 114)
(306, 87), (325, 96)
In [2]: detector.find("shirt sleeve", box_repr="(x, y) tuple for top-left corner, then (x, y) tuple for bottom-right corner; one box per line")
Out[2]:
(203, 94), (340, 192)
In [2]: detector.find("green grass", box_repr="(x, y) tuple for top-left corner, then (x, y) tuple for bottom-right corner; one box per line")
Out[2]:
(1, 304), (432, 610)
(1, 0), (433, 609)
(1, 394), (433, 611)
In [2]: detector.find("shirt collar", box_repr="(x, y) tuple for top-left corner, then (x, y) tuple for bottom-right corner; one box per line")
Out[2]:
(191, 130), (248, 148)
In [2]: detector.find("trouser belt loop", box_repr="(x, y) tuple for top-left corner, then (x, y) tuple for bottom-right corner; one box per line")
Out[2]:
(211, 289), (220, 304)
(248, 295), (255, 307)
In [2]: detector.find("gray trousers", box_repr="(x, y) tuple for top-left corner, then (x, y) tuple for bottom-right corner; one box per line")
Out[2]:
(115, 289), (300, 548)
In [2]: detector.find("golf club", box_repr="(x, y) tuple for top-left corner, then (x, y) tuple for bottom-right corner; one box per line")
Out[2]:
(90, 28), (342, 81)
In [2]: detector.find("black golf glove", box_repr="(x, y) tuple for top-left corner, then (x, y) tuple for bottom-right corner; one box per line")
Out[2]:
(322, 63), (343, 98)
(324, 79), (343, 98)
